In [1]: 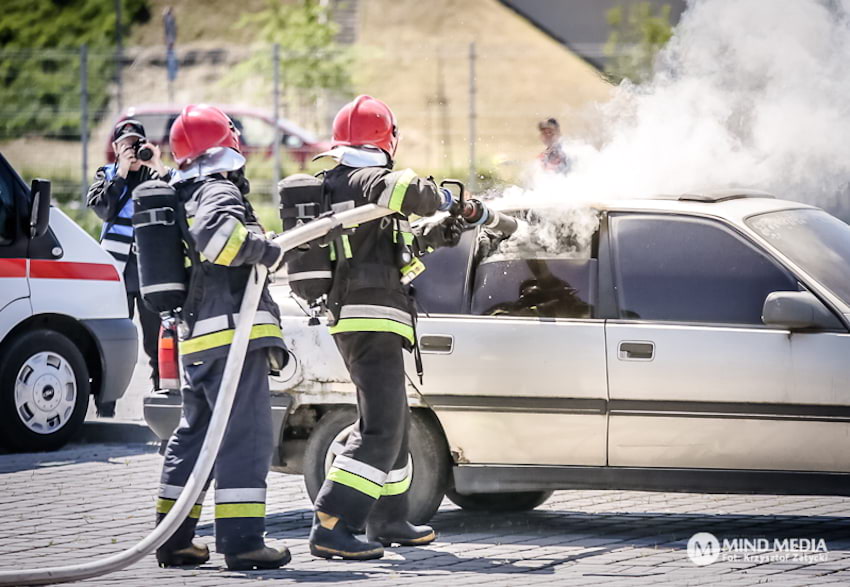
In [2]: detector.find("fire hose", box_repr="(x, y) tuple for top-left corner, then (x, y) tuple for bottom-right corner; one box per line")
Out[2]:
(0, 195), (519, 586)
(0, 204), (395, 587)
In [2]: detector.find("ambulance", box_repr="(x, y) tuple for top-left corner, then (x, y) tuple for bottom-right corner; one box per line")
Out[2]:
(0, 152), (138, 452)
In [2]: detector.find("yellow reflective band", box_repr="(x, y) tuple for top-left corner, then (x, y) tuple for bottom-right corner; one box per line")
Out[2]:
(389, 169), (416, 212)
(180, 323), (283, 356)
(328, 318), (414, 345)
(215, 503), (265, 519)
(156, 498), (202, 519)
(214, 222), (248, 266)
(326, 468), (382, 499)
(329, 242), (336, 262)
(341, 234), (352, 258)
(382, 475), (411, 496)
(392, 231), (415, 246)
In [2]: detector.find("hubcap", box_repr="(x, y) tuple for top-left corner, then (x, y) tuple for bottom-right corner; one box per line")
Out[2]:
(14, 351), (77, 435)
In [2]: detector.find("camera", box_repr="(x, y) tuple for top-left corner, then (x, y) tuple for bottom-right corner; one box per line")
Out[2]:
(133, 140), (153, 162)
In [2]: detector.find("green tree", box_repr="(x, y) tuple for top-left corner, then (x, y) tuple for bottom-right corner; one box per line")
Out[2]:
(229, 0), (351, 101)
(604, 2), (673, 84)
(0, 0), (149, 139)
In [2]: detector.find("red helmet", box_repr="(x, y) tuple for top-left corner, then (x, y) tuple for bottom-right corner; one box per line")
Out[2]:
(170, 104), (240, 167)
(332, 95), (398, 156)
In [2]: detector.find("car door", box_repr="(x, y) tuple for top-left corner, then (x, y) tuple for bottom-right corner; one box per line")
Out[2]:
(0, 156), (31, 326)
(410, 228), (608, 467)
(605, 213), (850, 472)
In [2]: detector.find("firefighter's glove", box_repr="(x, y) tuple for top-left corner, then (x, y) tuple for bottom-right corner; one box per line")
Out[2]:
(265, 242), (286, 274)
(422, 216), (464, 250)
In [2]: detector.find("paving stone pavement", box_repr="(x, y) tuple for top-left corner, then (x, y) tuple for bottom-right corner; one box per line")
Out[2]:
(1, 442), (849, 586)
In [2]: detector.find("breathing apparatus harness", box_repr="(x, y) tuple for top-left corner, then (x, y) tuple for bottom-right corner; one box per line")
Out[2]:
(131, 151), (253, 326)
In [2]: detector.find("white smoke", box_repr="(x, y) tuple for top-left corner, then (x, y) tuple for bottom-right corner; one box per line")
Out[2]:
(489, 0), (850, 254)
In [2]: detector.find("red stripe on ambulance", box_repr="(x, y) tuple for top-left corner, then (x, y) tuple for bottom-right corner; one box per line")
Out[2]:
(0, 259), (27, 278)
(30, 260), (120, 281)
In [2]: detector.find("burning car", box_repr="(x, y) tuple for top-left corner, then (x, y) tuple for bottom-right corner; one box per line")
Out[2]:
(145, 189), (850, 523)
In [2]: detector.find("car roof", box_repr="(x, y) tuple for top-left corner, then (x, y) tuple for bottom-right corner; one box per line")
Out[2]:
(495, 188), (816, 226)
(120, 104), (319, 142)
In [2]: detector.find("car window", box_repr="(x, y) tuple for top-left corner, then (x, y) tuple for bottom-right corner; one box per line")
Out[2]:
(611, 214), (799, 324)
(0, 163), (17, 246)
(471, 257), (596, 319)
(132, 114), (176, 143)
(237, 115), (276, 148)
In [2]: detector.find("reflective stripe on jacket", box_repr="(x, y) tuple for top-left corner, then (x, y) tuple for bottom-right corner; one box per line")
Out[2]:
(322, 165), (444, 345)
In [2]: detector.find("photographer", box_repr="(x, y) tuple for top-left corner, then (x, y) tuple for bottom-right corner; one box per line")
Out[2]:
(86, 119), (172, 416)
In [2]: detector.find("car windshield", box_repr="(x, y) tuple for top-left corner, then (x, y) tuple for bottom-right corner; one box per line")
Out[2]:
(746, 208), (850, 306)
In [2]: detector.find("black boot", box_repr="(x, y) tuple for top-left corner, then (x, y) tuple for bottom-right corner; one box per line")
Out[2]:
(96, 400), (116, 418)
(309, 514), (384, 560)
(224, 545), (291, 571)
(156, 542), (210, 568)
(366, 520), (436, 547)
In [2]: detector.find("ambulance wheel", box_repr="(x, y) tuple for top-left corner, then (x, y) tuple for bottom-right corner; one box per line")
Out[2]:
(303, 407), (451, 525)
(0, 329), (90, 452)
(446, 489), (553, 512)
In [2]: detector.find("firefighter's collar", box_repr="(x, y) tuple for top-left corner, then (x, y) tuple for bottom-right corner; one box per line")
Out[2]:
(171, 147), (247, 184)
(312, 145), (388, 168)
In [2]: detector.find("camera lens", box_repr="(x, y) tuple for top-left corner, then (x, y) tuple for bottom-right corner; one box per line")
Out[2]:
(137, 144), (153, 161)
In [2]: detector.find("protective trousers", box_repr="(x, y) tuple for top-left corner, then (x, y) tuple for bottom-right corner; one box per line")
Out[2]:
(314, 331), (412, 531)
(156, 350), (273, 555)
(127, 290), (161, 388)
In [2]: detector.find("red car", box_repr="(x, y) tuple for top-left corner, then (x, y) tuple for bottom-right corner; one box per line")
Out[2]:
(106, 104), (330, 168)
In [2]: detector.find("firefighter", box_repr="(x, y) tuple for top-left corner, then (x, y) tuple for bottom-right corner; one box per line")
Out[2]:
(87, 119), (170, 416)
(153, 104), (290, 571)
(307, 95), (463, 560)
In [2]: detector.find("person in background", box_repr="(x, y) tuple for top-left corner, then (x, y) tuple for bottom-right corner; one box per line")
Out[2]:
(87, 120), (171, 416)
(537, 118), (571, 175)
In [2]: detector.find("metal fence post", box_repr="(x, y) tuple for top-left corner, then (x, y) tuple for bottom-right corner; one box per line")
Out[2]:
(272, 43), (282, 197)
(115, 0), (123, 112)
(468, 41), (477, 192)
(81, 44), (89, 203)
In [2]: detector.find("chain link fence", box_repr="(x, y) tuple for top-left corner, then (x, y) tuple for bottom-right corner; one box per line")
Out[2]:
(0, 41), (609, 233)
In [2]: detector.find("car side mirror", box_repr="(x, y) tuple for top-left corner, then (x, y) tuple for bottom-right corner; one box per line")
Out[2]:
(29, 178), (51, 238)
(762, 291), (842, 330)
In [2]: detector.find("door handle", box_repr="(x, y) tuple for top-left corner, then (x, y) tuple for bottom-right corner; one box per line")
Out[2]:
(618, 341), (654, 361)
(420, 334), (454, 354)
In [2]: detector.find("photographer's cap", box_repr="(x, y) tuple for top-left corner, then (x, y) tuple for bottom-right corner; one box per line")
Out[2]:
(112, 119), (146, 143)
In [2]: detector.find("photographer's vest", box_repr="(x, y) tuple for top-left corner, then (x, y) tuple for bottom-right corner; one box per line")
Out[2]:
(99, 163), (135, 274)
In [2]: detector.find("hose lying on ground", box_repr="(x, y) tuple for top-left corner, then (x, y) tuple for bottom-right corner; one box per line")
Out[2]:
(0, 204), (395, 587)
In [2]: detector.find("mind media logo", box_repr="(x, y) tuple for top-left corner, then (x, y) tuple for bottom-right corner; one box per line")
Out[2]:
(687, 532), (721, 566)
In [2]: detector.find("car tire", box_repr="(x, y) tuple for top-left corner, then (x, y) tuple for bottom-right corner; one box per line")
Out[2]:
(446, 489), (553, 512)
(0, 329), (90, 452)
(303, 407), (451, 524)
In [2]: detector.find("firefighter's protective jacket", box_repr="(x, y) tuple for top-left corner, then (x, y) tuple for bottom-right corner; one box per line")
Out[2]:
(323, 164), (444, 346)
(176, 176), (286, 365)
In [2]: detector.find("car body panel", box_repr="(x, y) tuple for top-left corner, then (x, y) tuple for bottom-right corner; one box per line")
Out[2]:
(415, 316), (608, 465)
(107, 105), (331, 167)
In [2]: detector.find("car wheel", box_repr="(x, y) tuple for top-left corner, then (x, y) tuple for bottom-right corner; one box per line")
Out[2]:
(0, 330), (90, 452)
(446, 489), (553, 512)
(303, 407), (451, 524)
